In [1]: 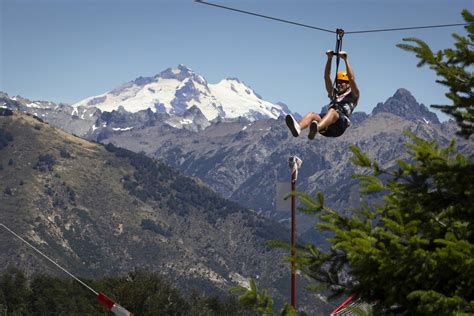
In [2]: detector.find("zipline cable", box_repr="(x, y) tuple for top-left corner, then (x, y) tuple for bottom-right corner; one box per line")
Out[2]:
(0, 222), (134, 316)
(194, 0), (333, 33)
(195, 0), (470, 35)
(346, 23), (471, 34)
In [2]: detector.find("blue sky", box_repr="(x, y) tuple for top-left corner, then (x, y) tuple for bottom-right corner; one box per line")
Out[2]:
(1, 0), (471, 120)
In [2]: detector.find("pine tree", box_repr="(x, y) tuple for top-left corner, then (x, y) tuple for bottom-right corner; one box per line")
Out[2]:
(397, 9), (474, 139)
(231, 279), (297, 316)
(234, 10), (473, 315)
(290, 12), (474, 313)
(0, 267), (30, 314)
(293, 134), (473, 315)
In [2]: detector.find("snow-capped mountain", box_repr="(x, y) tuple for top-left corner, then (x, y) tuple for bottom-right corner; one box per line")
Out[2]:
(73, 65), (290, 122)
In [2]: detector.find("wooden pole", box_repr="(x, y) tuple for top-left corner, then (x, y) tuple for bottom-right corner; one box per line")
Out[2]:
(291, 168), (296, 308)
(288, 156), (302, 310)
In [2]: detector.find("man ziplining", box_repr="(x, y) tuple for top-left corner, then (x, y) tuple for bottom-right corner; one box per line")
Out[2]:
(196, 1), (467, 140)
(285, 50), (360, 139)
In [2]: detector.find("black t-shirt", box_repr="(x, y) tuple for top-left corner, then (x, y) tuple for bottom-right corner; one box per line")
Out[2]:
(329, 88), (358, 118)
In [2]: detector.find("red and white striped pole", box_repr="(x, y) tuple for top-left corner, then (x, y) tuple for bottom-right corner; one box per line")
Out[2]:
(288, 155), (302, 310)
(0, 223), (133, 316)
(330, 294), (355, 316)
(97, 292), (134, 316)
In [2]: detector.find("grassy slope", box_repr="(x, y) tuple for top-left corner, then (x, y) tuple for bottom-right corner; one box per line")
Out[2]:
(0, 112), (317, 311)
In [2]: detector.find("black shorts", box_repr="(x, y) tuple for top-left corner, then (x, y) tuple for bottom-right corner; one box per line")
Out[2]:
(319, 103), (353, 137)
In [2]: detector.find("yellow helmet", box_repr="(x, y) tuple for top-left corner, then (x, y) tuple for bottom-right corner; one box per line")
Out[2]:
(337, 71), (349, 81)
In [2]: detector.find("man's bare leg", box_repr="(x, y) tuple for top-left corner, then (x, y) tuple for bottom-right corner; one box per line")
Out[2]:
(299, 112), (321, 130)
(317, 108), (339, 131)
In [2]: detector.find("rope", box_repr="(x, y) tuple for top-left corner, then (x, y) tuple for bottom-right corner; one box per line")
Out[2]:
(0, 222), (99, 296)
(195, 0), (470, 35)
(288, 156), (302, 181)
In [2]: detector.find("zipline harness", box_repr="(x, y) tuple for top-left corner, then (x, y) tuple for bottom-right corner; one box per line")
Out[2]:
(332, 28), (345, 101)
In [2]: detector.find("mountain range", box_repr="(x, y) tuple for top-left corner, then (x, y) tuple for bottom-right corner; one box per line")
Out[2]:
(1, 65), (472, 313)
(1, 68), (469, 229)
(0, 65), (295, 135)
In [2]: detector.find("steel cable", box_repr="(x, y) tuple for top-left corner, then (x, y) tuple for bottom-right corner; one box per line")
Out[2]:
(195, 1), (470, 35)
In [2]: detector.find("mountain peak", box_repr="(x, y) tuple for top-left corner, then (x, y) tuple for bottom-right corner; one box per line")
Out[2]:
(224, 77), (242, 84)
(177, 64), (192, 72)
(393, 88), (417, 103)
(130, 65), (196, 86)
(158, 64), (196, 81)
(216, 78), (263, 99)
(372, 88), (440, 124)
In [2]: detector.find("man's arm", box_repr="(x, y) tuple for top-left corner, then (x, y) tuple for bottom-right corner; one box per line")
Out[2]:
(339, 51), (360, 102)
(325, 50), (334, 98)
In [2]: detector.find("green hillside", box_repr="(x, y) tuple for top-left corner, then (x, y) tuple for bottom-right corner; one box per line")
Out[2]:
(0, 111), (320, 312)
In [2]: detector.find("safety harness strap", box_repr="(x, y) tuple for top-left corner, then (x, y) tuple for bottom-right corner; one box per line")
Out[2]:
(332, 28), (345, 103)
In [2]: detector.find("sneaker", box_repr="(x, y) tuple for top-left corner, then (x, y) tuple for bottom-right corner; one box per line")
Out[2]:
(285, 114), (301, 137)
(308, 120), (318, 139)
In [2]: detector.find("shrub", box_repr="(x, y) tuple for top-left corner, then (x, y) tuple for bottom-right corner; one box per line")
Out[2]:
(140, 219), (172, 237)
(0, 108), (13, 116)
(0, 129), (13, 150)
(60, 148), (71, 159)
(33, 115), (44, 123)
(66, 186), (76, 202)
(33, 154), (56, 172)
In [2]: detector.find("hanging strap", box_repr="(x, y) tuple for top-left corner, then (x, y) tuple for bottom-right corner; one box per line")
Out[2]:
(331, 28), (345, 102)
(288, 156), (302, 182)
